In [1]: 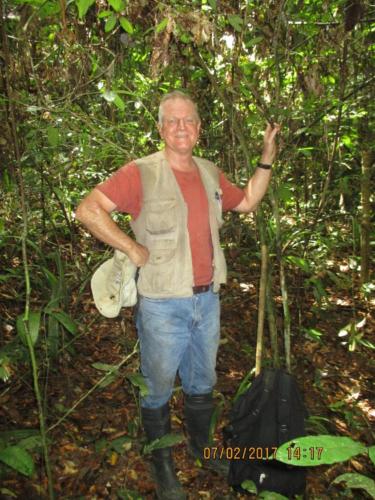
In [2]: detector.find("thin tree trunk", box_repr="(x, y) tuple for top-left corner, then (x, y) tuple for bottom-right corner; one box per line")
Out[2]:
(360, 149), (373, 285)
(266, 264), (280, 368)
(279, 257), (291, 372)
(255, 240), (268, 376)
(269, 185), (292, 372)
(59, 0), (67, 32)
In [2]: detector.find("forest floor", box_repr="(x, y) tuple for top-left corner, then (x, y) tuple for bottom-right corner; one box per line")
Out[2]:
(1, 255), (374, 499)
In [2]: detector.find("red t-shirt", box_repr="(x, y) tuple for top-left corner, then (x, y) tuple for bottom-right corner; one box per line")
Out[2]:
(97, 161), (245, 285)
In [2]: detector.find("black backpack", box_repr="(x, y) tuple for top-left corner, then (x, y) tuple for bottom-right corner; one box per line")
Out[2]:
(224, 368), (308, 497)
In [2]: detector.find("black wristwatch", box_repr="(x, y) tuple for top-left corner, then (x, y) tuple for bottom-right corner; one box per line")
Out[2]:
(257, 162), (272, 170)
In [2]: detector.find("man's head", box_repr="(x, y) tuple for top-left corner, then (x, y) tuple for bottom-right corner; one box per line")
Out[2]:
(158, 90), (200, 126)
(158, 90), (201, 156)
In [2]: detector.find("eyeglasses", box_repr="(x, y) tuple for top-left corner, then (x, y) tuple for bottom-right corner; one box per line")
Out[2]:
(162, 117), (198, 128)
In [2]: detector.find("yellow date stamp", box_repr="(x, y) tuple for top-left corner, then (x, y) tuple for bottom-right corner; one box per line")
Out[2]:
(203, 446), (278, 461)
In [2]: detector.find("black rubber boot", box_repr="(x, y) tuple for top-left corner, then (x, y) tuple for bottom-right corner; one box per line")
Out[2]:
(141, 404), (186, 500)
(184, 393), (229, 475)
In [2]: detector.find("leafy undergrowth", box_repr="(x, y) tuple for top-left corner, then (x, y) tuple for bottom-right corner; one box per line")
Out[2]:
(0, 256), (374, 499)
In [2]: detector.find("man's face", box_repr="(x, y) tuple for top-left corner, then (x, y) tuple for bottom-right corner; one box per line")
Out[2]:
(158, 98), (201, 155)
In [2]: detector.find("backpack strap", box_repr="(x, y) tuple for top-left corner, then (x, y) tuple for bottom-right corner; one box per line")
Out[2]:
(250, 369), (276, 419)
(230, 369), (276, 434)
(278, 370), (291, 443)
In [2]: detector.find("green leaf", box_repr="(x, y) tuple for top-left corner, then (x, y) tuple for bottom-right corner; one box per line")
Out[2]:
(47, 314), (59, 357)
(0, 446), (35, 477)
(156, 18), (168, 33)
(207, 0), (216, 9)
(109, 436), (132, 454)
(18, 435), (44, 451)
(101, 89), (125, 110)
(306, 416), (331, 434)
(285, 255), (311, 273)
(326, 270), (351, 290)
(94, 438), (109, 453)
(259, 491), (289, 500)
(246, 36), (263, 47)
(16, 313), (40, 347)
(102, 90), (116, 102)
(54, 403), (69, 414)
(50, 311), (77, 335)
(228, 14), (243, 32)
(342, 135), (353, 148)
(47, 127), (59, 147)
(143, 433), (185, 454)
(359, 339), (375, 350)
(92, 362), (118, 372)
(119, 17), (134, 34)
(39, 0), (60, 17)
(233, 368), (254, 401)
(297, 146), (314, 157)
(179, 32), (191, 44)
(117, 489), (143, 500)
(105, 13), (117, 32)
(108, 0), (124, 12)
(276, 435), (367, 467)
(0, 354), (11, 382)
(368, 446), (375, 466)
(0, 429), (39, 442)
(98, 373), (118, 388)
(240, 479), (257, 494)
(98, 10), (112, 18)
(93, 363), (119, 388)
(0, 489), (17, 498)
(308, 277), (327, 303)
(28, 311), (41, 347)
(304, 328), (324, 341)
(126, 373), (148, 397)
(42, 267), (58, 290)
(76, 0), (95, 19)
(53, 187), (65, 203)
(276, 183), (294, 203)
(332, 473), (375, 498)
(114, 94), (125, 111)
(0, 274), (14, 283)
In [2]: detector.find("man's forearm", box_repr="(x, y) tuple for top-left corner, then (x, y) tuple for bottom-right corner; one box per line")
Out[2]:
(244, 167), (272, 211)
(76, 203), (136, 254)
(238, 122), (280, 213)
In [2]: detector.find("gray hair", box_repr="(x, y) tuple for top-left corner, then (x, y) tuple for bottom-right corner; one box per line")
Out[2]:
(158, 90), (200, 125)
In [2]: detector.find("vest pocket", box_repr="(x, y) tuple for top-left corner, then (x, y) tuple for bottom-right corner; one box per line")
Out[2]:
(148, 248), (175, 265)
(145, 199), (177, 264)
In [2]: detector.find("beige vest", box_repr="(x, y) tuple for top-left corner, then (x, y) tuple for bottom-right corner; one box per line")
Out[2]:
(130, 150), (227, 298)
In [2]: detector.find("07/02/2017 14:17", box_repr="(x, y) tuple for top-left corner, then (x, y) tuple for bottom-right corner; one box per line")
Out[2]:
(203, 446), (325, 461)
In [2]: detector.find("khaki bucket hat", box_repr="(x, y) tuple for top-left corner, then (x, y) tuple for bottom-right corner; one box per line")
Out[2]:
(91, 250), (137, 318)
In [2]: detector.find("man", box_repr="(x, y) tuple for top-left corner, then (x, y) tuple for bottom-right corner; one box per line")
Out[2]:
(76, 90), (280, 499)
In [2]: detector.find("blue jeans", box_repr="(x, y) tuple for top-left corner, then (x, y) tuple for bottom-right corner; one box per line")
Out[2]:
(136, 288), (220, 409)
